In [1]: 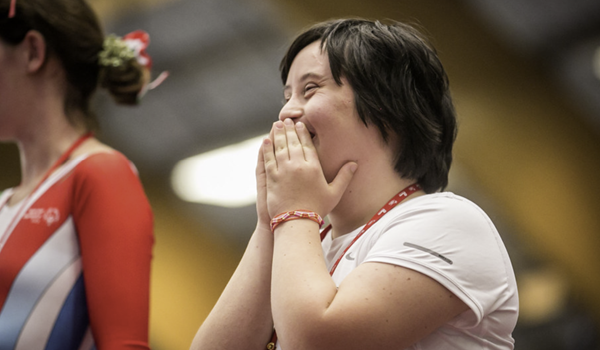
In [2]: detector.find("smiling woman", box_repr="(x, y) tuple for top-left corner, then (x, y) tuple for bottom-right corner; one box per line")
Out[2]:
(191, 18), (518, 350)
(279, 41), (384, 185)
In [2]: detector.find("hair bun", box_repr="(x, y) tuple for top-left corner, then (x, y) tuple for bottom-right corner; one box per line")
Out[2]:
(99, 59), (148, 105)
(97, 32), (155, 105)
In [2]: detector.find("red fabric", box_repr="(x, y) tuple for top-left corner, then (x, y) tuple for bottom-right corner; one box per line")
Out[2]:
(71, 152), (154, 349)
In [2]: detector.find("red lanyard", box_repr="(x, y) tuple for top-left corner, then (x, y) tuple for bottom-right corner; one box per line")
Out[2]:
(323, 183), (421, 275)
(0, 132), (93, 237)
(267, 183), (422, 349)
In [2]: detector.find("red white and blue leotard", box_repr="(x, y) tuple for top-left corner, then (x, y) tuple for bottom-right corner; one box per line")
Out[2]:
(0, 151), (154, 350)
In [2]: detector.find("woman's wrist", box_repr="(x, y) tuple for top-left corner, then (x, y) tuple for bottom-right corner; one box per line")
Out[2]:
(270, 210), (324, 232)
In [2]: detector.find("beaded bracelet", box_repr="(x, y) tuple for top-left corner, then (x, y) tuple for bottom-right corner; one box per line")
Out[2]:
(270, 210), (324, 232)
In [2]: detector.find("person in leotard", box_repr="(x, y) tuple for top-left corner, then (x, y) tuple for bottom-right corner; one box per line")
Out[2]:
(0, 0), (158, 349)
(191, 18), (519, 350)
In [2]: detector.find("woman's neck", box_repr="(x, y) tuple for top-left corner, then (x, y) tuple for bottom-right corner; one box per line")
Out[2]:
(327, 166), (423, 239)
(13, 111), (85, 202)
(6, 52), (89, 204)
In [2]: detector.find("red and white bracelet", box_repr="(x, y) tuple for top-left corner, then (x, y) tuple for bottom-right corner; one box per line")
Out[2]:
(270, 210), (324, 232)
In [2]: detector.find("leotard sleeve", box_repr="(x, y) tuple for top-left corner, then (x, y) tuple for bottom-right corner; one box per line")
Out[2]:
(72, 152), (154, 349)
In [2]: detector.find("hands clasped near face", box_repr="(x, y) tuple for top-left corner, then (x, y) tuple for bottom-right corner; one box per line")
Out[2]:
(258, 118), (358, 224)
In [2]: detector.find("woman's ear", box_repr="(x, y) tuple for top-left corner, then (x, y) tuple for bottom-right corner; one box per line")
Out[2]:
(21, 30), (47, 73)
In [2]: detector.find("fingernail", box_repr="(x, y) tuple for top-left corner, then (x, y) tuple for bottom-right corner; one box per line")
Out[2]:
(275, 121), (284, 128)
(295, 122), (304, 129)
(284, 118), (293, 126)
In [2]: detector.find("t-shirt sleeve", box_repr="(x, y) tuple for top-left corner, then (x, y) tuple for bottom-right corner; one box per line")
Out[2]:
(71, 152), (154, 349)
(362, 196), (515, 328)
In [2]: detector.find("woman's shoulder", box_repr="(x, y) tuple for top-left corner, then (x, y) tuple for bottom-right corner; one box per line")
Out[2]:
(68, 148), (146, 199)
(75, 152), (139, 180)
(76, 151), (131, 168)
(396, 192), (489, 218)
(411, 191), (476, 205)
(380, 191), (498, 238)
(70, 139), (139, 179)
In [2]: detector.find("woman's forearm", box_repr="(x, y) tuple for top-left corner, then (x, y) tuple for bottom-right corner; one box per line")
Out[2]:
(191, 226), (274, 350)
(271, 220), (338, 349)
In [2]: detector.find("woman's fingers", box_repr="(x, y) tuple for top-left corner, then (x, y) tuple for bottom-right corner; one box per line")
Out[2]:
(272, 119), (311, 162)
(283, 119), (305, 161)
(330, 161), (358, 197)
(272, 121), (289, 161)
(294, 122), (317, 162)
(255, 144), (271, 224)
(256, 142), (269, 191)
(262, 137), (277, 174)
(267, 119), (318, 173)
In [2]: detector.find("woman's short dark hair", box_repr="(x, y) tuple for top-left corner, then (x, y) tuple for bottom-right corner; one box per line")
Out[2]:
(0, 0), (146, 130)
(280, 19), (457, 193)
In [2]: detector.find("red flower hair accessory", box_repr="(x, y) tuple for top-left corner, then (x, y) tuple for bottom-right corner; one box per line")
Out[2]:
(123, 30), (153, 69)
(99, 30), (169, 101)
(122, 30), (169, 98)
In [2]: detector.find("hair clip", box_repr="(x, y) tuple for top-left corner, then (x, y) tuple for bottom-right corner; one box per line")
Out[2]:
(122, 30), (169, 100)
(122, 30), (152, 69)
(99, 30), (169, 102)
(98, 34), (136, 68)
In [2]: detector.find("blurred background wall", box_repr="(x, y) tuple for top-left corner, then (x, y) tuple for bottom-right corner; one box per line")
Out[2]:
(1, 0), (599, 349)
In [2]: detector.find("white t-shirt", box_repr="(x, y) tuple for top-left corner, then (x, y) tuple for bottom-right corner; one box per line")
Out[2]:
(320, 192), (519, 350)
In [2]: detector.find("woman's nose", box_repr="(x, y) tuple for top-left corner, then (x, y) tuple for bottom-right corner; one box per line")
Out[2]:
(278, 100), (303, 121)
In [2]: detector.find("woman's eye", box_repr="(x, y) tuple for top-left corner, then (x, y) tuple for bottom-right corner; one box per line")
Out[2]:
(304, 84), (318, 95)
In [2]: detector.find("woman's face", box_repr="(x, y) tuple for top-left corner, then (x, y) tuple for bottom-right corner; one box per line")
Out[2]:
(279, 41), (388, 182)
